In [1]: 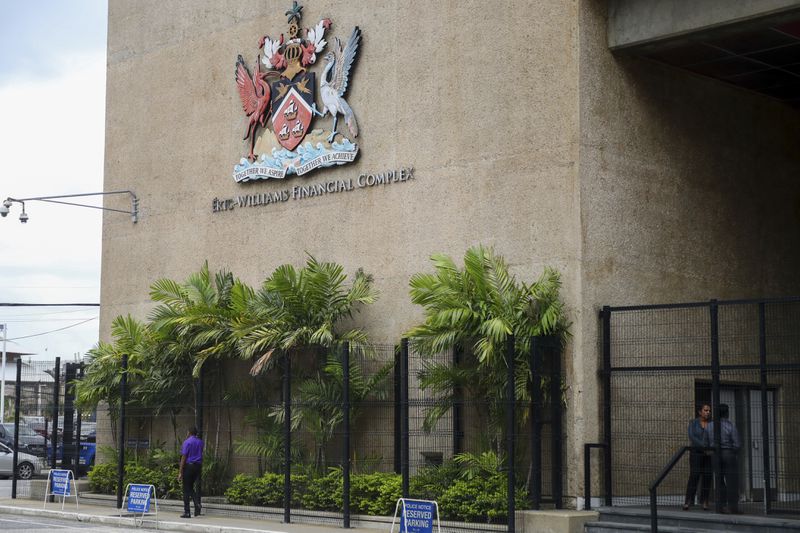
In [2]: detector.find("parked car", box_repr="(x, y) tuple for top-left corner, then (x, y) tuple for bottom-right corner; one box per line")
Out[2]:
(0, 442), (43, 480)
(48, 440), (97, 476)
(0, 423), (48, 457)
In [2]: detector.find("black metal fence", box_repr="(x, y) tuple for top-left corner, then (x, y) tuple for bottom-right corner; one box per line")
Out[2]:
(590, 297), (800, 518)
(9, 337), (563, 532)
(5, 357), (90, 500)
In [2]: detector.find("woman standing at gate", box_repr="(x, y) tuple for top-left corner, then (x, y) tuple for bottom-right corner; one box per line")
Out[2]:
(684, 403), (712, 511)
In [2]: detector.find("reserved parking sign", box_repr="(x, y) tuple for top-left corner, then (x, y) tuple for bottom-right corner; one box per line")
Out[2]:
(396, 499), (438, 533)
(127, 484), (152, 513)
(50, 469), (71, 496)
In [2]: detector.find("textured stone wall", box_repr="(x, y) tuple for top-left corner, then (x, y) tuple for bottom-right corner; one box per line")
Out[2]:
(102, 0), (800, 503)
(576, 0), (800, 502)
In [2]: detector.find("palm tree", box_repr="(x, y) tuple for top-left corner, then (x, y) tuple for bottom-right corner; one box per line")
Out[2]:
(148, 262), (251, 464)
(149, 262), (248, 376)
(233, 255), (379, 472)
(236, 255), (378, 375)
(268, 350), (392, 470)
(405, 245), (568, 452)
(75, 315), (151, 444)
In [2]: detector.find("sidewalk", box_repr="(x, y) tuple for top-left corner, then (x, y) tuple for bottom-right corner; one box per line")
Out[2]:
(0, 497), (379, 533)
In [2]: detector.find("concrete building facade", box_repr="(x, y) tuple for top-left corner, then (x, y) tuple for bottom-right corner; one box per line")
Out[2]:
(101, 0), (800, 504)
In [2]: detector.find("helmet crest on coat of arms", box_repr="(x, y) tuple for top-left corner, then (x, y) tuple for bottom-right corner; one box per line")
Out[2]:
(233, 1), (361, 182)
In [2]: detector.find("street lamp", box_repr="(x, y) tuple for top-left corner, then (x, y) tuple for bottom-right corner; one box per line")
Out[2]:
(0, 190), (139, 223)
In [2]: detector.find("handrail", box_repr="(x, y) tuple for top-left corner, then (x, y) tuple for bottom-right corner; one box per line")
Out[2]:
(649, 446), (709, 532)
(583, 443), (607, 510)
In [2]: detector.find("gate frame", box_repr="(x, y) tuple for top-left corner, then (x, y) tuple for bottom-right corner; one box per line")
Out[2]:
(598, 296), (800, 515)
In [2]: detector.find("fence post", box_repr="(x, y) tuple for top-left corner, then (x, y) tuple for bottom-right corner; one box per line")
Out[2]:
(116, 354), (127, 509)
(400, 338), (409, 498)
(283, 351), (291, 523)
(75, 363), (84, 476)
(394, 346), (401, 473)
(758, 302), (772, 514)
(601, 306), (612, 506)
(62, 363), (77, 474)
(709, 300), (722, 514)
(50, 356), (61, 497)
(453, 343), (463, 456)
(550, 337), (563, 509)
(75, 363), (84, 472)
(343, 343), (351, 528)
(583, 444), (591, 510)
(506, 335), (515, 533)
(11, 357), (22, 499)
(530, 336), (542, 509)
(196, 365), (204, 509)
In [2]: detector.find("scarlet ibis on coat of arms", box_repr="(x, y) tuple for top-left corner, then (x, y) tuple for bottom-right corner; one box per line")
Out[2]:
(233, 1), (362, 182)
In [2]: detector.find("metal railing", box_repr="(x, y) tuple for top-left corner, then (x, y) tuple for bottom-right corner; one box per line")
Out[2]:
(583, 442), (610, 510)
(648, 446), (709, 532)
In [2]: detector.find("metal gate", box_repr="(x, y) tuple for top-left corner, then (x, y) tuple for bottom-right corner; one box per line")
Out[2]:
(7, 357), (90, 498)
(598, 297), (800, 515)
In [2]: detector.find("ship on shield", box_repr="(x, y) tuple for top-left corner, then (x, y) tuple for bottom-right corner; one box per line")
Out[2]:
(233, 2), (361, 183)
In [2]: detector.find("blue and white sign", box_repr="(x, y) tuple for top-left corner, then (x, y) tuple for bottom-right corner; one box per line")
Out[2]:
(392, 499), (439, 533)
(50, 469), (71, 496)
(127, 484), (152, 513)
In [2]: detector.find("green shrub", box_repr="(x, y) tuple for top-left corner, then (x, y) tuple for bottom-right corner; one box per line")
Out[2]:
(351, 472), (401, 516)
(222, 464), (527, 523)
(409, 461), (460, 501)
(225, 474), (259, 505)
(88, 462), (117, 494)
(300, 469), (342, 511)
(438, 474), (528, 523)
(87, 462), (181, 500)
(225, 472), (310, 507)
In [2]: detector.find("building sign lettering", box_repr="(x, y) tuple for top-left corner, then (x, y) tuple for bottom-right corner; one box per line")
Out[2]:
(213, 167), (414, 213)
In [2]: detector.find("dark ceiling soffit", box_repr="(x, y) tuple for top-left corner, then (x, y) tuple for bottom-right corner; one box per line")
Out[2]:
(609, 7), (800, 53)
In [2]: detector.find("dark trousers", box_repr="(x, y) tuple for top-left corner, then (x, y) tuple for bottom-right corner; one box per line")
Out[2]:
(685, 451), (712, 505)
(182, 462), (202, 514)
(720, 450), (739, 512)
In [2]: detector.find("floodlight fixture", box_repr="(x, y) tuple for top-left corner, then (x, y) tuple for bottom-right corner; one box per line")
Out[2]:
(0, 190), (138, 224)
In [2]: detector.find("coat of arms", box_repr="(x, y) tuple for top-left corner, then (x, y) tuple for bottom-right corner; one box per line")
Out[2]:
(233, 2), (361, 182)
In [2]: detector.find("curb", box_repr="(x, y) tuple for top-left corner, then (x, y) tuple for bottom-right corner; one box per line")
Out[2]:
(0, 504), (287, 533)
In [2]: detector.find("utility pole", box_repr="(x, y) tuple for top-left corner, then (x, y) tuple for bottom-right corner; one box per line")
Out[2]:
(1, 323), (6, 422)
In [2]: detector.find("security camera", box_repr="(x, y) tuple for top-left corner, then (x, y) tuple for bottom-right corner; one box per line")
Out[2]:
(19, 211), (28, 223)
(0, 206), (7, 217)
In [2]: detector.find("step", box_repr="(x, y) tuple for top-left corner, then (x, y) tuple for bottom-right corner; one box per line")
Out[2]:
(584, 521), (719, 533)
(595, 506), (800, 533)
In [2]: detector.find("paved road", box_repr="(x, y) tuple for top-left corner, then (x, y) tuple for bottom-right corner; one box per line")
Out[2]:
(0, 514), (158, 531)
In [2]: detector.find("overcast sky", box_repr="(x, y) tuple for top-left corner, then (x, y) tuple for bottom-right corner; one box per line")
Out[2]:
(0, 0), (108, 362)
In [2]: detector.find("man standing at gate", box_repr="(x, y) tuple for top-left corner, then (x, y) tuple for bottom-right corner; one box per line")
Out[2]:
(708, 404), (741, 514)
(178, 426), (203, 518)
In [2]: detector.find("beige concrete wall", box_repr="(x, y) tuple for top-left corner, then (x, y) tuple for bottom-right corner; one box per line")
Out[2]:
(577, 0), (800, 504)
(102, 0), (583, 490)
(101, 0), (582, 341)
(102, 0), (800, 506)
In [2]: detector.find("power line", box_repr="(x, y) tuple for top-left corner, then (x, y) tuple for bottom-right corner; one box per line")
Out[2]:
(0, 303), (99, 307)
(7, 317), (98, 340)
(0, 308), (98, 318)
(2, 318), (97, 323)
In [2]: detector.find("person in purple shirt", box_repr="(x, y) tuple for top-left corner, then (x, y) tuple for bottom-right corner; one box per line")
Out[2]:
(178, 427), (204, 518)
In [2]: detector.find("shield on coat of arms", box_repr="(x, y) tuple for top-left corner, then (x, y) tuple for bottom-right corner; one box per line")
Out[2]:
(271, 72), (315, 151)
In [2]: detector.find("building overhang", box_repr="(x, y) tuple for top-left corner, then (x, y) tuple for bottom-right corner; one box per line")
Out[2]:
(609, 0), (800, 106)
